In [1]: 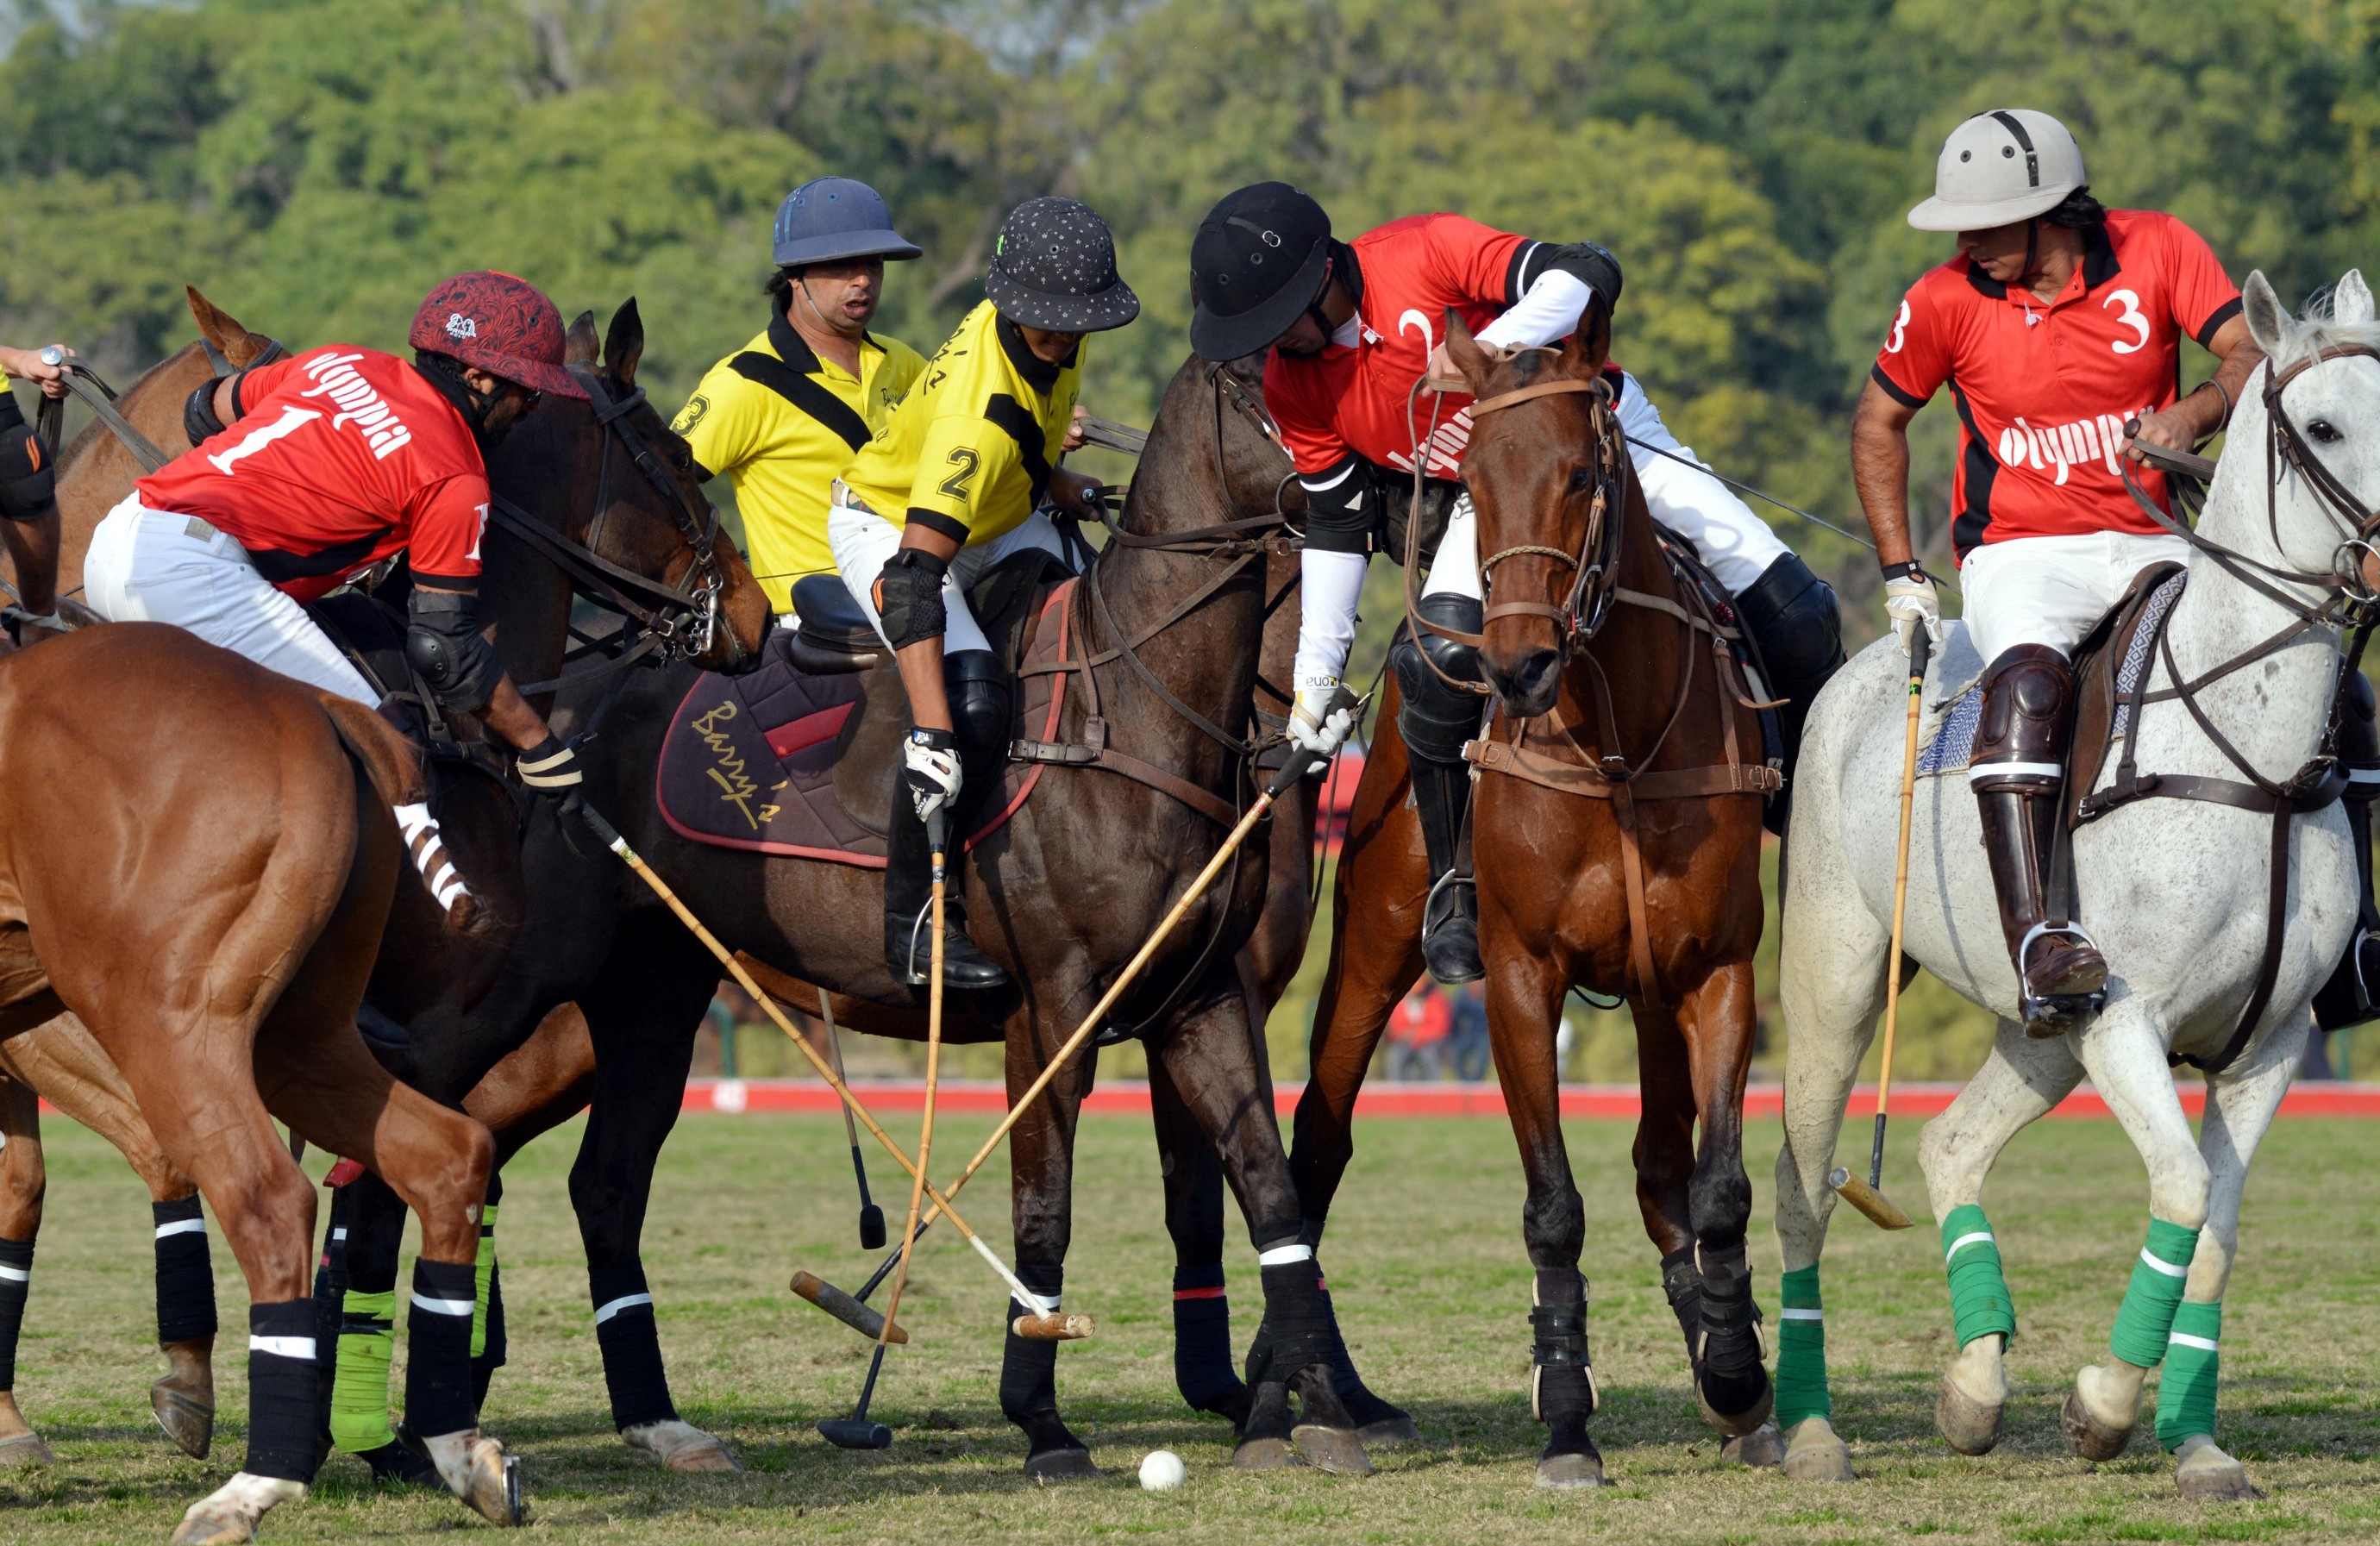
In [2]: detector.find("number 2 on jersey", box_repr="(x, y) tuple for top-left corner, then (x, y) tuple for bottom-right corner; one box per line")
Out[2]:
(938, 447), (980, 501)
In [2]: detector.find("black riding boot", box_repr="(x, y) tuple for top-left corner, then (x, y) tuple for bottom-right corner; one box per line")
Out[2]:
(1971, 645), (2106, 1036)
(1732, 553), (1846, 836)
(2315, 672), (2380, 1030)
(1391, 596), (1488, 985)
(883, 796), (1010, 990)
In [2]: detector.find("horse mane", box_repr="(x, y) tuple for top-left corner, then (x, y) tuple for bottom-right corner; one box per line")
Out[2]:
(2264, 291), (2380, 377)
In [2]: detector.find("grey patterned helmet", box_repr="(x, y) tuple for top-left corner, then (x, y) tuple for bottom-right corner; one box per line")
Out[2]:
(984, 197), (1140, 333)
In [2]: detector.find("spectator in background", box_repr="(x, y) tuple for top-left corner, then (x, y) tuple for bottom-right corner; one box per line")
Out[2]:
(1449, 980), (1491, 1081)
(1386, 981), (1451, 1081)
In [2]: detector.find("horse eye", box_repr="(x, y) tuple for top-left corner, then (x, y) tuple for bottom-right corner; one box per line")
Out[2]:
(2310, 419), (2344, 444)
(1567, 466), (1596, 494)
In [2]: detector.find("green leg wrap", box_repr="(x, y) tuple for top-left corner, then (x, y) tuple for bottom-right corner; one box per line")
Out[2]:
(2155, 1299), (2222, 1450)
(472, 1205), (498, 1361)
(2109, 1217), (2200, 1368)
(331, 1287), (398, 1454)
(1940, 1204), (2017, 1349)
(1773, 1264), (1830, 1426)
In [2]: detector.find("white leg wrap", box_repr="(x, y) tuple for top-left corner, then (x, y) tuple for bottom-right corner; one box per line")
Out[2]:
(393, 802), (474, 911)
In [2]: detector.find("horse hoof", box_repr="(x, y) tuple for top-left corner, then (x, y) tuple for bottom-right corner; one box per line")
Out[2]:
(447, 1436), (525, 1527)
(0, 1430), (57, 1468)
(1781, 1418), (1855, 1482)
(624, 1418), (740, 1474)
(2060, 1388), (2133, 1462)
(1934, 1374), (2005, 1455)
(1233, 1435), (1300, 1470)
(1534, 1451), (1608, 1489)
(2174, 1435), (2260, 1501)
(1696, 1380), (1774, 1439)
(170, 1474), (305, 1546)
(1024, 1447), (1102, 1482)
(1358, 1414), (1422, 1449)
(1720, 1422), (1785, 1468)
(151, 1380), (215, 1459)
(1291, 1423), (1375, 1476)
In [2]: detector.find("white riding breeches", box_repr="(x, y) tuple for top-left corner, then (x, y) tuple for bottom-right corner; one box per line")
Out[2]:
(825, 483), (1068, 656)
(84, 494), (379, 705)
(1957, 529), (2194, 663)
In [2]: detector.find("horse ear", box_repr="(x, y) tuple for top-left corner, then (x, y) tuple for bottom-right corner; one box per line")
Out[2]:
(604, 297), (644, 389)
(185, 285), (274, 368)
(2242, 271), (2292, 359)
(1569, 298), (1612, 378)
(565, 310), (601, 369)
(1443, 307), (1491, 393)
(2333, 270), (2376, 327)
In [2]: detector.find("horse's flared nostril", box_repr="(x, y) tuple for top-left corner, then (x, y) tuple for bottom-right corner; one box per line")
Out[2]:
(1486, 648), (1563, 718)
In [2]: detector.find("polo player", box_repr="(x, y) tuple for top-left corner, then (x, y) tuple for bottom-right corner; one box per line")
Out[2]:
(0, 339), (78, 639)
(671, 177), (929, 623)
(1840, 108), (2380, 1037)
(80, 272), (595, 934)
(828, 197), (1135, 989)
(1187, 184), (1845, 984)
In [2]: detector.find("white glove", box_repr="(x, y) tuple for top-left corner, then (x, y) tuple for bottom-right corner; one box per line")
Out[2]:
(902, 729), (963, 822)
(1882, 565), (1945, 654)
(1287, 684), (1356, 759)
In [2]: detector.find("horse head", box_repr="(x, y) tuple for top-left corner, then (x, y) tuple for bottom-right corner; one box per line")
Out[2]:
(1442, 302), (1617, 719)
(2233, 269), (2380, 601)
(487, 301), (771, 679)
(1118, 351), (1300, 539)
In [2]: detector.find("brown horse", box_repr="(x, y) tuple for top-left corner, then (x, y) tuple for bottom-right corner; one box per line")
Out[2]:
(1292, 313), (1777, 1486)
(0, 624), (518, 1543)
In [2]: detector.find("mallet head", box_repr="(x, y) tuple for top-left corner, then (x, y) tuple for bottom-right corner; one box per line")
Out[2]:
(817, 1418), (892, 1450)
(859, 1204), (886, 1252)
(1829, 1166), (1914, 1230)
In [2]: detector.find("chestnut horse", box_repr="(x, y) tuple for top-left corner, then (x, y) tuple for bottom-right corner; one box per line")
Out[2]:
(1291, 313), (1778, 1486)
(0, 624), (517, 1543)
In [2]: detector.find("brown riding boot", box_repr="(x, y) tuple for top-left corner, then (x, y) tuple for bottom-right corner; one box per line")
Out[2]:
(1970, 645), (2107, 1036)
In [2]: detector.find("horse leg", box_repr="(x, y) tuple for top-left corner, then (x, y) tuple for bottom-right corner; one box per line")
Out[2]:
(1151, 992), (1374, 1476)
(0, 1073), (51, 1467)
(2153, 1019), (2299, 1502)
(1150, 1057), (1249, 1424)
(1916, 1019), (2082, 1456)
(319, 1173), (442, 1488)
(2057, 1004), (2213, 1463)
(569, 931), (737, 1473)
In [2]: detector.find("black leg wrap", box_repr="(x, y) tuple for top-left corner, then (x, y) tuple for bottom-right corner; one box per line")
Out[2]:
(1316, 1279), (1407, 1430)
(1248, 1260), (1337, 1389)
(405, 1261), (479, 1439)
(1529, 1270), (1597, 1460)
(0, 1236), (31, 1391)
(246, 1299), (322, 1482)
(309, 1205), (349, 1468)
(153, 1195), (218, 1344)
(1171, 1263), (1248, 1421)
(999, 1264), (1082, 1457)
(471, 1261), (507, 1411)
(588, 1260), (675, 1431)
(2317, 673), (2380, 1030)
(1695, 1244), (1769, 1421)
(1660, 1248), (1703, 1364)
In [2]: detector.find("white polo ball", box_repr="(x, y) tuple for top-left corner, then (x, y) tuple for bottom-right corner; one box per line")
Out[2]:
(1137, 1448), (1187, 1491)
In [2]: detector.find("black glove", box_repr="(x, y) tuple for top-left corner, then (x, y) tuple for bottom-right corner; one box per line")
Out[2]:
(517, 734), (586, 828)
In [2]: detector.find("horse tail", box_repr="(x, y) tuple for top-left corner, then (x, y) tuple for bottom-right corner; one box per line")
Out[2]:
(314, 694), (428, 810)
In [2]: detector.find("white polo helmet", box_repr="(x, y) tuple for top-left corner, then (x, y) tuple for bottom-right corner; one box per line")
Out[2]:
(1907, 109), (2086, 232)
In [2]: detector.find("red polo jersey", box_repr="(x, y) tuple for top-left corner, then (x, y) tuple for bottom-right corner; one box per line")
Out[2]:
(1870, 209), (2241, 560)
(136, 345), (492, 601)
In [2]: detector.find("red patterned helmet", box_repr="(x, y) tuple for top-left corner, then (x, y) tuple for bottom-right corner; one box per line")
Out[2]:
(408, 271), (587, 399)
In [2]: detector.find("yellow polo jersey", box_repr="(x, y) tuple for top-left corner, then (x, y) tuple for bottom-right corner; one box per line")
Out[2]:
(671, 311), (924, 612)
(838, 300), (1080, 548)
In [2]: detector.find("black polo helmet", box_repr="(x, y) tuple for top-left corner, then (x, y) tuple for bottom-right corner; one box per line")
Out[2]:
(983, 197), (1140, 333)
(1190, 182), (1332, 361)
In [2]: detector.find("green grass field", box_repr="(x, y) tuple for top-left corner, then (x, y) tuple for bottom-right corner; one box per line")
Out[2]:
(3, 1109), (2377, 1543)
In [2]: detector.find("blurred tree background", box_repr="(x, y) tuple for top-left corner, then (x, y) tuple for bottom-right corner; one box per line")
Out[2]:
(10, 0), (2380, 1081)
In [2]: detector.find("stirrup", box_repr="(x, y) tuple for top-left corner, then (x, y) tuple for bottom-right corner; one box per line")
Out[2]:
(894, 902), (932, 987)
(2016, 921), (2107, 1037)
(1420, 868), (1484, 986)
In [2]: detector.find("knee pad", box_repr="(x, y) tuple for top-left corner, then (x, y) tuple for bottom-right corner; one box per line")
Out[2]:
(1733, 553), (1845, 685)
(0, 424), (53, 523)
(875, 548), (949, 651)
(945, 649), (1011, 754)
(1971, 644), (2072, 793)
(1391, 596), (1484, 765)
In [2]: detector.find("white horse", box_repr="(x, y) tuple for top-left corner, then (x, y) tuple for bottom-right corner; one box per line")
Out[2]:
(1772, 268), (2380, 1500)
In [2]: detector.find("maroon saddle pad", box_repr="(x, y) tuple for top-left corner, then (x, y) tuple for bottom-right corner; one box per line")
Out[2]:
(655, 581), (1074, 867)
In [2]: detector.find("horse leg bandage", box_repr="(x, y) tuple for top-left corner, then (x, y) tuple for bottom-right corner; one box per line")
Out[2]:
(1942, 1204), (2018, 1348)
(2156, 1299), (2222, 1449)
(152, 1196), (217, 1346)
(0, 1236), (31, 1391)
(331, 1288), (398, 1453)
(999, 1263), (1068, 1440)
(1696, 1242), (1767, 1411)
(1528, 1267), (1596, 1434)
(405, 1261), (479, 1439)
(391, 802), (476, 921)
(472, 1261), (507, 1411)
(1170, 1262), (1242, 1415)
(247, 1299), (320, 1482)
(1661, 1249), (1703, 1360)
(589, 1261), (676, 1431)
(1774, 1264), (1831, 1427)
(1314, 1270), (1401, 1424)
(2110, 1218), (2200, 1368)
(470, 1204), (498, 1361)
(1250, 1246), (1336, 1383)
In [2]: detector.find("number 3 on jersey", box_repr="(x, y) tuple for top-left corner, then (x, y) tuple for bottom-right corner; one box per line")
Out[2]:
(938, 447), (980, 502)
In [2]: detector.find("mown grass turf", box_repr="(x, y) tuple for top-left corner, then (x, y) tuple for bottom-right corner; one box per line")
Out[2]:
(2, 1108), (2375, 1543)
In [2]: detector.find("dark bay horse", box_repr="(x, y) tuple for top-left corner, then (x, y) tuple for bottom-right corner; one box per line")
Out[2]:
(1291, 314), (1778, 1487)
(0, 625), (516, 1543)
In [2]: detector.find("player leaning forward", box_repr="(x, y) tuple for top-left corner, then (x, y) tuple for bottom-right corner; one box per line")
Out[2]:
(1855, 109), (2380, 1033)
(1189, 184), (1844, 984)
(830, 197), (1130, 988)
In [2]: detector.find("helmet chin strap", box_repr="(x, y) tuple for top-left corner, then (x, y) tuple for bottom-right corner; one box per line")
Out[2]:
(2021, 217), (2040, 294)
